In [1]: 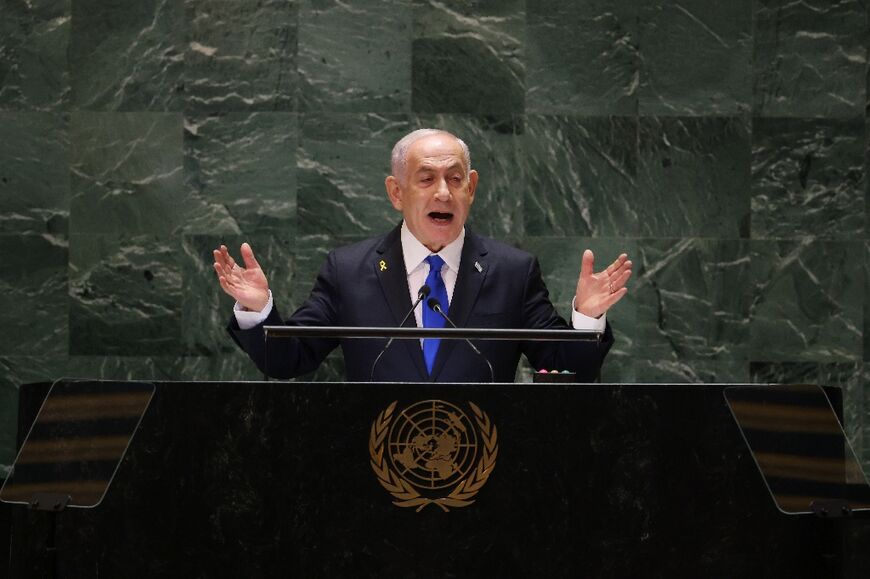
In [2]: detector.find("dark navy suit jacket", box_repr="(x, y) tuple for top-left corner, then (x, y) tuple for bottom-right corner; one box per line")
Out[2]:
(229, 225), (613, 382)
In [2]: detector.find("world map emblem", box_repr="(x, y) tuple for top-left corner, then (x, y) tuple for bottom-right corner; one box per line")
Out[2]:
(369, 400), (498, 512)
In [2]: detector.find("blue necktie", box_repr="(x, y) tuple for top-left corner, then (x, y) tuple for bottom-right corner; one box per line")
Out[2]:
(422, 255), (449, 374)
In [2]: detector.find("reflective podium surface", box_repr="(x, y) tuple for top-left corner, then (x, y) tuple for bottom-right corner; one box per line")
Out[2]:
(6, 381), (870, 578)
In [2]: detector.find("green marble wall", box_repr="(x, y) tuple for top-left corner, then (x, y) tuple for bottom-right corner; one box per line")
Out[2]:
(1, 0), (868, 478)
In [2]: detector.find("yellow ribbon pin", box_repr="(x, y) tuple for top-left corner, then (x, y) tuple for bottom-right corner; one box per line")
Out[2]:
(379, 260), (387, 271)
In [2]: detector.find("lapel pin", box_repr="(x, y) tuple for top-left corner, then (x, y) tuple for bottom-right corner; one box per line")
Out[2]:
(474, 261), (483, 273)
(379, 260), (387, 272)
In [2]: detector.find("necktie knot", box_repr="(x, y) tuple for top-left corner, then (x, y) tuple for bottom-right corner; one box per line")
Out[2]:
(426, 254), (445, 273)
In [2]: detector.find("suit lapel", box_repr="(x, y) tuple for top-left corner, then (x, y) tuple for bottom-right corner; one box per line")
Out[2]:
(375, 225), (429, 381)
(430, 230), (489, 381)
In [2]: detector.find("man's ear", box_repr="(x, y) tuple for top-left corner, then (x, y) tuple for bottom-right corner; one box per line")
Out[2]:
(468, 170), (479, 201)
(385, 175), (403, 211)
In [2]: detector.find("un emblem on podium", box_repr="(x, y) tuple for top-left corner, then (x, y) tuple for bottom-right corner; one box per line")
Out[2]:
(369, 400), (498, 512)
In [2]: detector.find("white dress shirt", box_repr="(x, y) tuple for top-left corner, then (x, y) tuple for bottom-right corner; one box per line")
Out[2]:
(235, 222), (606, 332)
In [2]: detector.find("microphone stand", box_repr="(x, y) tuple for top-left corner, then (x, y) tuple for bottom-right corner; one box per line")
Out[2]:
(427, 298), (495, 383)
(370, 285), (430, 382)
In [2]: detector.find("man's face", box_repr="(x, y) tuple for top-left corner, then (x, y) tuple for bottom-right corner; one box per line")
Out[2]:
(385, 134), (478, 253)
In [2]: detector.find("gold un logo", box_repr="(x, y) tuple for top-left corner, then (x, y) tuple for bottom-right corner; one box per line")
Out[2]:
(369, 400), (498, 512)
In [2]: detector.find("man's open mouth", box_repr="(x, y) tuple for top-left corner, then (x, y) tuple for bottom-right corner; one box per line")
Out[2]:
(428, 212), (454, 224)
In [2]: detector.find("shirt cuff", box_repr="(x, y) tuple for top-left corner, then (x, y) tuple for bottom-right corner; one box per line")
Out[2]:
(571, 297), (606, 331)
(233, 291), (274, 330)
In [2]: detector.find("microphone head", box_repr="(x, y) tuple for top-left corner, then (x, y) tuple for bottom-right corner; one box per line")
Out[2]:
(426, 297), (441, 312)
(418, 284), (431, 299)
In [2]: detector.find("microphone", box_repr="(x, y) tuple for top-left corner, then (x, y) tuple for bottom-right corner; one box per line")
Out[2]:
(426, 297), (495, 383)
(369, 285), (431, 381)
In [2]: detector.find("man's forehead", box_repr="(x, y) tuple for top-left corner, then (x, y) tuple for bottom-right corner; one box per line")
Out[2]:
(407, 136), (467, 170)
(413, 157), (466, 172)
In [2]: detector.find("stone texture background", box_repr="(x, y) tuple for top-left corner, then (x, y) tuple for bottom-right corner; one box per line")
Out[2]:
(0, 0), (868, 478)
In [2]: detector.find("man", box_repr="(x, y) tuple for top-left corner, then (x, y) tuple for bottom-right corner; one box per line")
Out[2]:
(213, 129), (631, 382)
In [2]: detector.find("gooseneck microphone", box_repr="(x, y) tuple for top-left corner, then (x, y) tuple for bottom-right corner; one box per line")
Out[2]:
(369, 285), (431, 381)
(426, 297), (496, 383)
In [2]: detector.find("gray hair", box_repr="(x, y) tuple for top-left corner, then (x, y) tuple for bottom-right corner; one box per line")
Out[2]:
(390, 129), (471, 183)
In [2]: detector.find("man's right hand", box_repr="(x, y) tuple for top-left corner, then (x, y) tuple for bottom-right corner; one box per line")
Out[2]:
(213, 243), (271, 312)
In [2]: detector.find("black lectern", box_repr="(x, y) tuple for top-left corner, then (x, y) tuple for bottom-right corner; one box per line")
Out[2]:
(5, 380), (870, 578)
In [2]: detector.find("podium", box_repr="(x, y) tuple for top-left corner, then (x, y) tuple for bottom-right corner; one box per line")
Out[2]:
(5, 380), (870, 578)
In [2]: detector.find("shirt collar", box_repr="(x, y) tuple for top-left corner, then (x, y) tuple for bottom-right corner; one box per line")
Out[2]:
(401, 221), (465, 275)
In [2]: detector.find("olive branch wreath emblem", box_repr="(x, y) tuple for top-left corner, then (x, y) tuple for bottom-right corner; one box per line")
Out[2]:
(369, 400), (498, 512)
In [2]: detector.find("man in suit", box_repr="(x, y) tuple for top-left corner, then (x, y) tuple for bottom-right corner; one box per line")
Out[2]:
(213, 129), (632, 382)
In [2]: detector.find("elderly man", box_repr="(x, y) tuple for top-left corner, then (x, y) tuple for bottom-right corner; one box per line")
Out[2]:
(213, 129), (631, 382)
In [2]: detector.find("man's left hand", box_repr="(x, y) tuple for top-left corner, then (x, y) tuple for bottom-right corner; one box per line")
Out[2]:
(575, 250), (632, 319)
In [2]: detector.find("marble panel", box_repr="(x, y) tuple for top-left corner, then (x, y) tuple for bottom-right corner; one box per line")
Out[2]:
(629, 358), (749, 384)
(180, 234), (294, 356)
(63, 353), (265, 383)
(751, 117), (864, 240)
(297, 113), (410, 237)
(526, 0), (637, 115)
(69, 235), (183, 356)
(638, 0), (751, 115)
(70, 112), (184, 235)
(412, 0), (524, 114)
(69, 0), (183, 111)
(183, 112), (297, 236)
(749, 361), (866, 474)
(637, 116), (751, 237)
(0, 0), (70, 111)
(0, 234), (68, 356)
(184, 0), (298, 112)
(519, 236), (638, 380)
(749, 240), (862, 362)
(525, 116), (750, 239)
(753, 0), (866, 118)
(298, 0), (411, 112)
(599, 357), (636, 384)
(0, 112), (69, 234)
(523, 115), (638, 237)
(412, 114), (524, 240)
(64, 355), (170, 380)
(632, 238), (751, 362)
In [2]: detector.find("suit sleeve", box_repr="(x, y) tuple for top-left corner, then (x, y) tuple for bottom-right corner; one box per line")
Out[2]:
(520, 256), (613, 382)
(227, 251), (342, 379)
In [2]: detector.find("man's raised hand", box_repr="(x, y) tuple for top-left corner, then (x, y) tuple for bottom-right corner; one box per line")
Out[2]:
(574, 250), (632, 319)
(213, 243), (270, 312)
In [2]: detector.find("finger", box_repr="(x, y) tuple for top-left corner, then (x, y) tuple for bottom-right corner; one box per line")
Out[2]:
(580, 249), (594, 280)
(240, 242), (261, 271)
(605, 254), (628, 277)
(601, 286), (628, 310)
(219, 245), (239, 270)
(214, 266), (233, 289)
(213, 248), (230, 270)
(609, 268), (632, 292)
(610, 258), (632, 278)
(214, 260), (236, 280)
(213, 265), (235, 295)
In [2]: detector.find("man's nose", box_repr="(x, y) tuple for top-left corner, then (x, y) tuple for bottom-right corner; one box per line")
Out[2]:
(434, 178), (451, 201)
